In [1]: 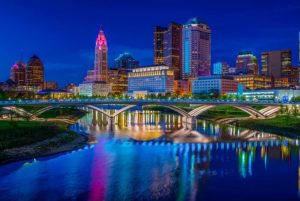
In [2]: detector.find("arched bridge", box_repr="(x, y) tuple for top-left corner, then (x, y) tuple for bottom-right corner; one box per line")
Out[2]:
(0, 98), (285, 129)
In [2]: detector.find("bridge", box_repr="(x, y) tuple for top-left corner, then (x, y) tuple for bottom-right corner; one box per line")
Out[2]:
(0, 98), (294, 129)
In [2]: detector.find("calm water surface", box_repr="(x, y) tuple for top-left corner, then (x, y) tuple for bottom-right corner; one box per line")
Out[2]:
(0, 109), (300, 201)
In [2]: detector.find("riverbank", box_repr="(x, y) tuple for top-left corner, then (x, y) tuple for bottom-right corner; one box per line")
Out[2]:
(238, 115), (300, 136)
(0, 121), (88, 165)
(38, 107), (87, 121)
(197, 106), (249, 121)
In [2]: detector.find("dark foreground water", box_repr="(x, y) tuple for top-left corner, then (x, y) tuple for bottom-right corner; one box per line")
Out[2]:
(0, 110), (300, 201)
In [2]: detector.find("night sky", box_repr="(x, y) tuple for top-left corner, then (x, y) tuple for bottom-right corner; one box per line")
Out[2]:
(0, 0), (299, 87)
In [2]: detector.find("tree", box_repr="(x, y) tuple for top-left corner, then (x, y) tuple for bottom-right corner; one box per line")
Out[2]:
(0, 90), (8, 100)
(292, 105), (299, 117)
(293, 96), (300, 102)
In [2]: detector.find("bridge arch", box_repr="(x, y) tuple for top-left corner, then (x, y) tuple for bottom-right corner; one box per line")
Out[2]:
(32, 105), (137, 119)
(30, 105), (112, 119)
(141, 104), (191, 117)
(189, 104), (266, 119)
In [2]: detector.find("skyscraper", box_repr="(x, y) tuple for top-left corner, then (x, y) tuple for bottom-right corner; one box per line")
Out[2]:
(235, 51), (258, 75)
(182, 17), (211, 79)
(10, 61), (26, 86)
(94, 29), (108, 82)
(154, 26), (167, 65)
(261, 49), (292, 78)
(114, 52), (139, 69)
(26, 55), (44, 87)
(153, 23), (182, 80)
(163, 22), (182, 80)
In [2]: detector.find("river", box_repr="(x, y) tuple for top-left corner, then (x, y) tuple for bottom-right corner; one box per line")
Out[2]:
(0, 109), (299, 201)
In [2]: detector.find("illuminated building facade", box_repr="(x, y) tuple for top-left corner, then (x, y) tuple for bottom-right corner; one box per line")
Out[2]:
(37, 90), (72, 99)
(128, 65), (174, 95)
(66, 83), (79, 96)
(174, 80), (191, 96)
(212, 62), (222, 75)
(154, 26), (167, 64)
(227, 89), (300, 101)
(234, 75), (272, 90)
(94, 29), (108, 82)
(235, 51), (258, 75)
(107, 68), (128, 94)
(79, 81), (112, 97)
(26, 55), (44, 87)
(182, 17), (211, 79)
(281, 66), (299, 87)
(261, 49), (292, 78)
(273, 77), (289, 88)
(212, 62), (230, 75)
(43, 81), (58, 90)
(10, 61), (26, 86)
(192, 75), (239, 95)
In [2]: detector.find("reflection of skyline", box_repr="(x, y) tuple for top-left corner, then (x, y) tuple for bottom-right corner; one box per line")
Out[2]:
(72, 109), (299, 180)
(1, 111), (299, 200)
(64, 110), (300, 199)
(73, 109), (299, 145)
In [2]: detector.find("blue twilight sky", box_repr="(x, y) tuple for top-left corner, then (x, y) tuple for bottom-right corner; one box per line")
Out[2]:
(0, 0), (299, 87)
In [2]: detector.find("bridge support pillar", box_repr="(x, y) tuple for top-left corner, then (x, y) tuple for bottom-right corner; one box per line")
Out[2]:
(108, 116), (115, 131)
(182, 116), (197, 130)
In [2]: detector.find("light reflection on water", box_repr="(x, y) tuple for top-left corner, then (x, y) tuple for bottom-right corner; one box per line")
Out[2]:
(0, 110), (300, 201)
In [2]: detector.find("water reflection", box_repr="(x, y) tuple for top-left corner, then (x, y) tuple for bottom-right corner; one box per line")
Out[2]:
(72, 109), (299, 146)
(0, 109), (300, 201)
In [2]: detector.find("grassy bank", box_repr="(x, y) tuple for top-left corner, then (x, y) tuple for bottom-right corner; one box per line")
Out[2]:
(238, 115), (300, 136)
(38, 107), (86, 120)
(0, 121), (86, 164)
(198, 106), (249, 120)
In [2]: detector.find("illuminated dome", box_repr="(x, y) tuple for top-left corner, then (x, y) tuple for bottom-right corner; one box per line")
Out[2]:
(12, 61), (26, 70)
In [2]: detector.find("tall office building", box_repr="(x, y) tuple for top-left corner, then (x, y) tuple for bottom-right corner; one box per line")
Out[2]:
(111, 53), (139, 94)
(261, 49), (292, 78)
(10, 61), (26, 86)
(163, 22), (182, 80)
(154, 26), (167, 65)
(94, 29), (108, 82)
(235, 51), (258, 75)
(26, 55), (44, 87)
(114, 52), (139, 69)
(153, 23), (182, 80)
(182, 17), (211, 79)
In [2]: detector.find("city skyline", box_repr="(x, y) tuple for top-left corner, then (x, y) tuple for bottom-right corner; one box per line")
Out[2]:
(0, 0), (299, 86)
